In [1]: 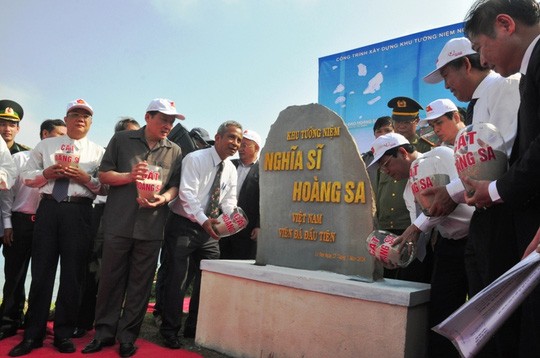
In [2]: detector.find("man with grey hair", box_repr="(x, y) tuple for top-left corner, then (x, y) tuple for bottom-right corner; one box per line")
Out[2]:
(159, 121), (242, 349)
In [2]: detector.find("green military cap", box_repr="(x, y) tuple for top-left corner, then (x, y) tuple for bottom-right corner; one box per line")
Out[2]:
(387, 96), (422, 122)
(0, 99), (24, 122)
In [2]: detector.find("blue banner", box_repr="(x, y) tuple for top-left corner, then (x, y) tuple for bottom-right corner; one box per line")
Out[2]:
(318, 22), (467, 152)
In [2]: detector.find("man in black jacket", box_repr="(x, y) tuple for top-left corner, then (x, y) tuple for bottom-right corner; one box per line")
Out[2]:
(219, 129), (261, 259)
(463, 1), (540, 356)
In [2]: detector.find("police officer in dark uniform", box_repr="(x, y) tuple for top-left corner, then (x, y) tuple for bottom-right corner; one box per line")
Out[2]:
(0, 100), (31, 155)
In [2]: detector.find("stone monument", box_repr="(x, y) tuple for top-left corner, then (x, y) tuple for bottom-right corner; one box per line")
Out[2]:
(256, 103), (381, 281)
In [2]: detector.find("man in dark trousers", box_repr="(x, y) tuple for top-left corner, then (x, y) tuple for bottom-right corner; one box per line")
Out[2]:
(82, 98), (183, 357)
(9, 99), (105, 356)
(159, 121), (242, 348)
(462, 1), (540, 357)
(219, 129), (261, 259)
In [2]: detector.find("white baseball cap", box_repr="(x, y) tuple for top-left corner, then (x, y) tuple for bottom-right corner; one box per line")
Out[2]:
(423, 38), (477, 84)
(242, 129), (262, 148)
(421, 98), (459, 122)
(146, 98), (185, 120)
(66, 99), (93, 115)
(367, 133), (410, 168)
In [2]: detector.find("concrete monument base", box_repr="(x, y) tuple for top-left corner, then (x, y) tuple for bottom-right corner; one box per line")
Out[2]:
(197, 260), (430, 358)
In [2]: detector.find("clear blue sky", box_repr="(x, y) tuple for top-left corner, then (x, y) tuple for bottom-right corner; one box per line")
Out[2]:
(1, 0), (473, 149)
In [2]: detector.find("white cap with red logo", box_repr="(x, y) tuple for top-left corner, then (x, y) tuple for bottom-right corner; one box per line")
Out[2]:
(242, 129), (262, 148)
(367, 133), (410, 167)
(421, 98), (459, 122)
(146, 98), (185, 120)
(66, 99), (94, 115)
(424, 37), (476, 84)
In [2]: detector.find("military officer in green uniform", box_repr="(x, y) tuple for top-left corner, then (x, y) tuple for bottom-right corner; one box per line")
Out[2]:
(375, 97), (434, 283)
(0, 100), (31, 155)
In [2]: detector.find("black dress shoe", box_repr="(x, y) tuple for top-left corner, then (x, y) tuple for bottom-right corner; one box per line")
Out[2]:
(82, 338), (115, 354)
(53, 337), (76, 353)
(8, 339), (43, 357)
(72, 327), (88, 338)
(161, 334), (182, 349)
(119, 342), (137, 357)
(0, 327), (17, 340)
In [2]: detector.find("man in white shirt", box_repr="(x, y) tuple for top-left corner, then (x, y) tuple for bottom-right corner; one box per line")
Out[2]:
(159, 121), (242, 348)
(423, 34), (522, 358)
(369, 133), (473, 358)
(9, 99), (105, 357)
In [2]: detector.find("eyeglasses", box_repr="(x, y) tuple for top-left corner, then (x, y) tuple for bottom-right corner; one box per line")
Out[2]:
(67, 112), (92, 120)
(379, 156), (392, 170)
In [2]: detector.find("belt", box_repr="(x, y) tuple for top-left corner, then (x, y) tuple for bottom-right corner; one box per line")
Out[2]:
(42, 194), (93, 205)
(171, 212), (202, 229)
(12, 211), (36, 222)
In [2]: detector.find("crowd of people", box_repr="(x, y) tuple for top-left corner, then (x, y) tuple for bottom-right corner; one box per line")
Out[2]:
(0, 97), (261, 357)
(1, 1), (540, 357)
(366, 1), (540, 357)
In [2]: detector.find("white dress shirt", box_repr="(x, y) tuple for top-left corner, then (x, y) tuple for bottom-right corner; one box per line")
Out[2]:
(0, 151), (42, 229)
(169, 146), (237, 226)
(405, 147), (474, 240)
(21, 135), (105, 198)
(487, 33), (540, 202)
(447, 71), (521, 203)
(0, 136), (17, 191)
(471, 71), (520, 156)
(236, 160), (256, 196)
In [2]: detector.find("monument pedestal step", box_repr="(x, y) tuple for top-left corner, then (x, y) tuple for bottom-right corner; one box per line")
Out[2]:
(197, 260), (430, 358)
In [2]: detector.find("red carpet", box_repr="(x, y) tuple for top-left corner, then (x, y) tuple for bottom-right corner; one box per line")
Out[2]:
(147, 297), (191, 314)
(0, 331), (203, 357)
(0, 299), (200, 357)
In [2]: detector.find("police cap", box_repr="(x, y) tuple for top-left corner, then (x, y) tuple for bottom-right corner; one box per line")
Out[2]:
(387, 96), (422, 122)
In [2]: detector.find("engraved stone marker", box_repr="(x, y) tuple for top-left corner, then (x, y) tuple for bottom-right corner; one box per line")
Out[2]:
(256, 104), (381, 281)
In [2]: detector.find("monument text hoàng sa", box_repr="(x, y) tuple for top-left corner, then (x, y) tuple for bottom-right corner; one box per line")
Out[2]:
(256, 103), (381, 281)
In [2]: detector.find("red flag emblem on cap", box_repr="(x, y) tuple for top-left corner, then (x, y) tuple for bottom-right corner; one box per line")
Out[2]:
(426, 105), (433, 112)
(76, 99), (85, 104)
(169, 101), (175, 108)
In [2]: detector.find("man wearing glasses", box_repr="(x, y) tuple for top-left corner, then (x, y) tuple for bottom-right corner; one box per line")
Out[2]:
(9, 99), (106, 356)
(375, 97), (434, 283)
(368, 132), (473, 357)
